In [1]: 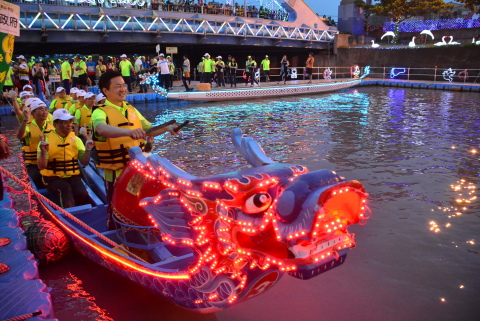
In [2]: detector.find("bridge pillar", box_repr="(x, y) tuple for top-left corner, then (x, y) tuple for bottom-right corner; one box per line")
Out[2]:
(337, 0), (365, 36)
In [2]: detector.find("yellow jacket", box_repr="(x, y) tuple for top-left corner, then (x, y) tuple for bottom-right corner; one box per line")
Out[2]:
(40, 131), (81, 177)
(21, 120), (54, 165)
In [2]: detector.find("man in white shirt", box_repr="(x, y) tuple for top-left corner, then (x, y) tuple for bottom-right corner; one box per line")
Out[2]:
(134, 55), (146, 93)
(157, 53), (170, 91)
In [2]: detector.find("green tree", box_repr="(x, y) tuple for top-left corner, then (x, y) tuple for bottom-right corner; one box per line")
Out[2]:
(456, 0), (480, 13)
(355, 0), (454, 43)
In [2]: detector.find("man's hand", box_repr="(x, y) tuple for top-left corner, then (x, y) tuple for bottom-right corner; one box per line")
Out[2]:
(39, 135), (49, 154)
(129, 128), (147, 140)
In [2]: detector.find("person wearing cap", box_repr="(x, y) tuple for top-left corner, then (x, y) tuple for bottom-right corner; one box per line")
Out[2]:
(74, 92), (95, 138)
(65, 87), (78, 111)
(17, 98), (54, 188)
(119, 54), (135, 93)
(227, 56), (238, 87)
(95, 92), (106, 105)
(86, 56), (97, 86)
(13, 91), (35, 123)
(14, 56), (30, 88)
(37, 108), (93, 209)
(203, 53), (215, 85)
(72, 55), (88, 91)
(69, 90), (86, 115)
(245, 56), (259, 87)
(261, 55), (271, 82)
(92, 70), (178, 228)
(61, 57), (72, 94)
(157, 54), (170, 90)
(215, 56), (226, 88)
(305, 52), (314, 84)
(49, 87), (70, 112)
(181, 54), (193, 92)
(134, 55), (146, 93)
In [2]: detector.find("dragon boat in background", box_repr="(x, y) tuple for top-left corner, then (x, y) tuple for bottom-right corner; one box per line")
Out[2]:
(27, 129), (369, 313)
(155, 67), (370, 102)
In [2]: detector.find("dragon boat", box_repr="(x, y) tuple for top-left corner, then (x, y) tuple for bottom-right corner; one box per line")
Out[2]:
(27, 129), (369, 313)
(145, 67), (370, 102)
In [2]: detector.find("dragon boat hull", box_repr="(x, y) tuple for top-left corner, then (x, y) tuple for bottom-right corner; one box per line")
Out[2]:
(167, 79), (362, 102)
(29, 129), (369, 313)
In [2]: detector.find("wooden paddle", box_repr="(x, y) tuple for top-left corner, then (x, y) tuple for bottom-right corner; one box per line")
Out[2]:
(145, 119), (176, 136)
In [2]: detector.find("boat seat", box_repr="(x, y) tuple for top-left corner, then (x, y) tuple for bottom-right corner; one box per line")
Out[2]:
(67, 204), (92, 216)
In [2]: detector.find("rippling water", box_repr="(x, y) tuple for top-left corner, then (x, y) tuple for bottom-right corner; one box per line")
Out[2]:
(2, 87), (479, 321)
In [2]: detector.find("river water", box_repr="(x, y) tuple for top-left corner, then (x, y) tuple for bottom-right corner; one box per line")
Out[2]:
(1, 86), (479, 321)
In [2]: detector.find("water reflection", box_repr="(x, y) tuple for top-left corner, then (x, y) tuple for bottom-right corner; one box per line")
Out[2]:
(1, 86), (479, 320)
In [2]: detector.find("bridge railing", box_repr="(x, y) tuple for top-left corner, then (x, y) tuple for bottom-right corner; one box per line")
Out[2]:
(17, 5), (336, 43)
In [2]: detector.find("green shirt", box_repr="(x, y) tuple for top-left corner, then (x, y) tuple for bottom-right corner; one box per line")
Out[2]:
(203, 59), (215, 73)
(4, 66), (14, 86)
(119, 60), (133, 77)
(261, 59), (270, 71)
(61, 61), (71, 80)
(91, 99), (151, 182)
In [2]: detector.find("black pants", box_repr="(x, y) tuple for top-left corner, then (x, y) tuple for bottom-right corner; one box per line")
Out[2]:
(203, 72), (212, 85)
(123, 76), (132, 93)
(62, 79), (71, 94)
(42, 175), (90, 209)
(228, 73), (236, 86)
(217, 72), (225, 87)
(182, 75), (191, 90)
(159, 74), (170, 90)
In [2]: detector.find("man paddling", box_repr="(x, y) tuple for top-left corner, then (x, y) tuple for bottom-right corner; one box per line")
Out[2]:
(92, 70), (179, 229)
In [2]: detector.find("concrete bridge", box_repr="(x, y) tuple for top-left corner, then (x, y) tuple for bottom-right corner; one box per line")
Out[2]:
(14, 0), (337, 50)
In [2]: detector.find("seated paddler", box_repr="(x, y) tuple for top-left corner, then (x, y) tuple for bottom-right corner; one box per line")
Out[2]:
(17, 98), (54, 189)
(92, 70), (178, 228)
(37, 108), (93, 209)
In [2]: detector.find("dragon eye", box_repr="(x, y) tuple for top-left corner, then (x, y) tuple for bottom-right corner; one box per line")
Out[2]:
(243, 193), (272, 214)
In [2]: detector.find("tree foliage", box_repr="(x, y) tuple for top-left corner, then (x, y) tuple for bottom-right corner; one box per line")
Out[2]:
(456, 0), (480, 13)
(355, 0), (454, 23)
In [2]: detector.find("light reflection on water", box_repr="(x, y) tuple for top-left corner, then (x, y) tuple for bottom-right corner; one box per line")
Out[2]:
(1, 86), (479, 320)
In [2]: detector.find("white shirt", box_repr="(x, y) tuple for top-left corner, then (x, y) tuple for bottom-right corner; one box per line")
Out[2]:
(157, 59), (169, 75)
(135, 58), (143, 72)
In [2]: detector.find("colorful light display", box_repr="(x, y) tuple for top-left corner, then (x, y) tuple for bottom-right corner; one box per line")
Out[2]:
(139, 73), (168, 96)
(390, 68), (407, 78)
(323, 68), (332, 80)
(442, 68), (456, 82)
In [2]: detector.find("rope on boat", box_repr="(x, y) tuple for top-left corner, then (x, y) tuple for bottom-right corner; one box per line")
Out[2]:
(1, 311), (42, 321)
(0, 165), (148, 264)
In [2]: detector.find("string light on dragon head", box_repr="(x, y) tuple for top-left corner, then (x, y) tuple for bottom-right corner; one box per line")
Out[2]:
(139, 73), (168, 97)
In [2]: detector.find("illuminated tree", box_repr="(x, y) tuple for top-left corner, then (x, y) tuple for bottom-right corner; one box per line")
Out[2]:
(355, 0), (454, 43)
(456, 0), (480, 13)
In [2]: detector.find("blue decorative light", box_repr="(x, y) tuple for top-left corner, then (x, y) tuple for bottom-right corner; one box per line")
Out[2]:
(139, 73), (168, 97)
(390, 68), (407, 78)
(384, 18), (480, 33)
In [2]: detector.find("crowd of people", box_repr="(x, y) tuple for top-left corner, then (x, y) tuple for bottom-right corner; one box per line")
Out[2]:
(11, 0), (289, 22)
(2, 69), (179, 230)
(2, 52), (316, 97)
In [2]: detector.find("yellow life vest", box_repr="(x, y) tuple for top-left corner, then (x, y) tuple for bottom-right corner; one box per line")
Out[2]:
(77, 106), (92, 129)
(21, 120), (54, 164)
(69, 101), (82, 116)
(40, 131), (81, 177)
(50, 97), (69, 112)
(93, 103), (144, 171)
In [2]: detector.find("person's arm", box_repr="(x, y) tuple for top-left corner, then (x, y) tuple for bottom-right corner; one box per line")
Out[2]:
(78, 136), (93, 166)
(37, 135), (49, 170)
(74, 109), (81, 136)
(0, 134), (10, 160)
(16, 108), (31, 140)
(95, 123), (146, 140)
